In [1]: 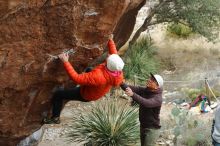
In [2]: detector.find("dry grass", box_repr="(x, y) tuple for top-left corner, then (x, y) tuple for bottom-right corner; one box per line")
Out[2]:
(149, 25), (220, 71)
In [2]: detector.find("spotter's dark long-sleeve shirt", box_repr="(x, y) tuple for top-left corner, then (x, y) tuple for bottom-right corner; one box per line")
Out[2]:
(121, 83), (163, 129)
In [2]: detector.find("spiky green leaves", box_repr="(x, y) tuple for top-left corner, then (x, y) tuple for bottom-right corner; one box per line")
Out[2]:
(66, 99), (139, 146)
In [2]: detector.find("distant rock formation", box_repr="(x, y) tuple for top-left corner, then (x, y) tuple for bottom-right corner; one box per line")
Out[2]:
(0, 0), (146, 145)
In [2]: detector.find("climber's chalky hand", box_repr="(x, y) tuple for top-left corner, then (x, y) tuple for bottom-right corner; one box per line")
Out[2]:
(58, 52), (69, 62)
(109, 34), (114, 40)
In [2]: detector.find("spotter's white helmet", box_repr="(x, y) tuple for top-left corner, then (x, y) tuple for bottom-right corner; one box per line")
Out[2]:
(151, 73), (164, 88)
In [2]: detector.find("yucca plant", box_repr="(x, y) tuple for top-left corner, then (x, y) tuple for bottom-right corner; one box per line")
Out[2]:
(124, 37), (159, 84)
(66, 99), (139, 146)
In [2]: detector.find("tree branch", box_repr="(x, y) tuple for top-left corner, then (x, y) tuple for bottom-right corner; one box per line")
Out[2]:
(148, 19), (173, 26)
(129, 0), (169, 46)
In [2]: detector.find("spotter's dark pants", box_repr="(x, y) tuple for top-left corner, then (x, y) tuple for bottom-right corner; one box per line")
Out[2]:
(140, 126), (159, 146)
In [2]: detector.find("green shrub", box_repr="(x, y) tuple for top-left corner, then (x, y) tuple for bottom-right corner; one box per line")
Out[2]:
(66, 99), (139, 146)
(185, 88), (203, 100)
(124, 37), (159, 84)
(184, 134), (210, 146)
(167, 23), (193, 38)
(170, 107), (212, 146)
(183, 87), (220, 101)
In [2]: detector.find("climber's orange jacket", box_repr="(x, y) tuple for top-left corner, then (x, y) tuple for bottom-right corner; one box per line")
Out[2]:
(63, 39), (123, 101)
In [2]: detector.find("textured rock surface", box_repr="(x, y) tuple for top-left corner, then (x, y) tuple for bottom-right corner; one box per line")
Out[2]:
(0, 0), (145, 145)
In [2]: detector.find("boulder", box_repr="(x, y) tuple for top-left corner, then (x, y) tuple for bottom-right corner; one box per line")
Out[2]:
(0, 0), (146, 145)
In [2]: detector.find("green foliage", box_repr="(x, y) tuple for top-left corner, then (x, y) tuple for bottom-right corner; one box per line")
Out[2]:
(170, 106), (212, 146)
(183, 87), (220, 101)
(171, 106), (181, 117)
(66, 99), (139, 146)
(154, 0), (220, 41)
(167, 23), (193, 38)
(185, 133), (208, 146)
(124, 37), (159, 84)
(185, 88), (203, 100)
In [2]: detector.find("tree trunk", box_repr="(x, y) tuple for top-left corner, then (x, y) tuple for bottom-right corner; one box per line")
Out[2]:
(129, 0), (167, 47)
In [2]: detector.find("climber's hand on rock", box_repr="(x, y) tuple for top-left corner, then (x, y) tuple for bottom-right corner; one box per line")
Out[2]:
(109, 34), (114, 40)
(58, 53), (69, 62)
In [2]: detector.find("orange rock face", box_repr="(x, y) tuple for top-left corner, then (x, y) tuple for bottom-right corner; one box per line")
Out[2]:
(0, 0), (146, 145)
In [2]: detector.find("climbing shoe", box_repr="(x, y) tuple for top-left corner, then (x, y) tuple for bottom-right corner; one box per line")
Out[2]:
(42, 117), (60, 124)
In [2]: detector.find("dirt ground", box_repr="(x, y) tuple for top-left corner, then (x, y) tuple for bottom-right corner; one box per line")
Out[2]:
(38, 98), (215, 146)
(38, 101), (82, 146)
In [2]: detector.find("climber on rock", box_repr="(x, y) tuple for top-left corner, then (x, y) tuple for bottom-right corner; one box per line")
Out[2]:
(43, 34), (124, 124)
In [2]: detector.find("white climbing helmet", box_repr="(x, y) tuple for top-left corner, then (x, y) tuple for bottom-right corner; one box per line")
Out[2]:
(151, 73), (164, 88)
(106, 54), (124, 71)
